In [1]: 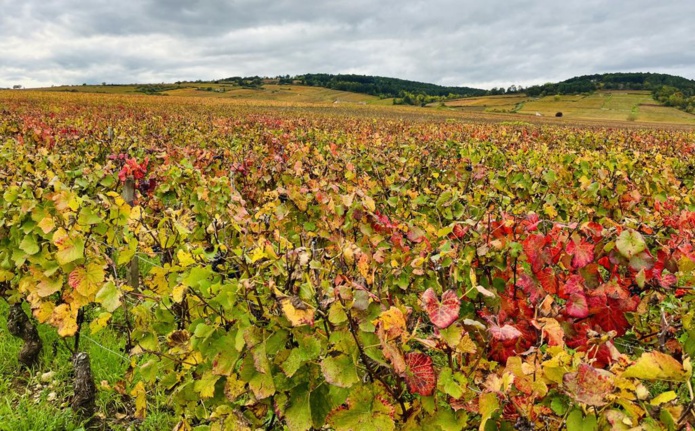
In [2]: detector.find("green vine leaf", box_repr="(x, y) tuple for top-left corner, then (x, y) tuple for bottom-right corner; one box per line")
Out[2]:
(328, 385), (396, 431)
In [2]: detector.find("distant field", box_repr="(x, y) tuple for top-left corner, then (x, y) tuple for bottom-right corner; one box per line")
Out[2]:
(441, 94), (528, 112)
(39, 83), (387, 105)
(24, 84), (695, 126)
(445, 91), (695, 125)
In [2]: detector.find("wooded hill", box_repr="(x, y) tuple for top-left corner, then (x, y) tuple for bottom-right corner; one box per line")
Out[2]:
(524, 72), (695, 113)
(292, 73), (487, 99)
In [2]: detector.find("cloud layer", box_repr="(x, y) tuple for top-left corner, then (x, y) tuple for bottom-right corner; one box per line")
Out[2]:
(2, 0), (694, 89)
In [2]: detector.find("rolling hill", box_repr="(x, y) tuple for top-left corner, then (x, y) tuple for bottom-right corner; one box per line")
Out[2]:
(25, 71), (695, 125)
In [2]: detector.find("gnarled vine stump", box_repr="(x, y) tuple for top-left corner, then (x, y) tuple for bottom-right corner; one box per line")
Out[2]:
(7, 303), (42, 368)
(72, 352), (97, 417)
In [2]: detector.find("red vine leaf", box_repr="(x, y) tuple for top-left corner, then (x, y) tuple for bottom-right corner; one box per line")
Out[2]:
(565, 292), (589, 319)
(567, 239), (594, 269)
(421, 288), (460, 328)
(537, 267), (558, 294)
(404, 353), (436, 396)
(523, 234), (550, 273)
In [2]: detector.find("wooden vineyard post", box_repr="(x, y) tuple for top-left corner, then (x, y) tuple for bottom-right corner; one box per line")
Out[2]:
(122, 176), (140, 290)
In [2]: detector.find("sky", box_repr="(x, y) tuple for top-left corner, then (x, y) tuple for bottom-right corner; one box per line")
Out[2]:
(1, 0), (694, 90)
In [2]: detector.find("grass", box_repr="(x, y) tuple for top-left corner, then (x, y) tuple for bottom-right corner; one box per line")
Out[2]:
(0, 301), (178, 430)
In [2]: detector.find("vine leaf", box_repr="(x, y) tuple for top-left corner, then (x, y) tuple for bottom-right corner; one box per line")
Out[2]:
(52, 228), (85, 266)
(49, 303), (79, 337)
(281, 296), (315, 327)
(421, 288), (460, 328)
(285, 383), (334, 431)
(130, 381), (147, 420)
(404, 352), (436, 396)
(563, 364), (615, 406)
(95, 281), (122, 312)
(488, 321), (522, 341)
(328, 385), (395, 431)
(193, 372), (220, 399)
(537, 318), (565, 346)
(19, 234), (40, 256)
(616, 230), (646, 259)
(523, 234), (550, 273)
(321, 354), (360, 388)
(68, 263), (106, 298)
(375, 308), (407, 374)
(35, 273), (64, 298)
(628, 250), (654, 271)
(285, 384), (312, 431)
(565, 292), (589, 319)
(249, 371), (275, 400)
(373, 307), (407, 340)
(622, 351), (688, 381)
(478, 392), (499, 431)
(567, 239), (594, 269)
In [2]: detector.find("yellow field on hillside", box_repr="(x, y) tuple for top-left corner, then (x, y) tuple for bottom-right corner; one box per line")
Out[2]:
(442, 94), (528, 111)
(445, 91), (695, 125)
(38, 83), (384, 105)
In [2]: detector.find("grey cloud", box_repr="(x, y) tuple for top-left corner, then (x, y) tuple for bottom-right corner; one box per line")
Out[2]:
(0, 0), (693, 88)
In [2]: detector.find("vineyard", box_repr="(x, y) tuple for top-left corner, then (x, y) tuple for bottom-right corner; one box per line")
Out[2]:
(2, 90), (695, 430)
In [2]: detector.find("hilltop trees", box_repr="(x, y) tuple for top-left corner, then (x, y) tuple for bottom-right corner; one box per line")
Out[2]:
(523, 72), (695, 113)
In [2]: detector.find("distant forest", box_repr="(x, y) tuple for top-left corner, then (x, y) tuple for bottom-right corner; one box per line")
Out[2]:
(295, 73), (485, 97)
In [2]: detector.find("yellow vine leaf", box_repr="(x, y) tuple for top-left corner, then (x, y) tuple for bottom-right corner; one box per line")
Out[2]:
(89, 312), (112, 334)
(622, 351), (688, 381)
(176, 250), (196, 267)
(52, 228), (85, 266)
(650, 391), (677, 406)
(130, 381), (147, 420)
(362, 195), (376, 212)
(35, 273), (64, 298)
(50, 303), (79, 337)
(357, 254), (373, 285)
(33, 301), (56, 324)
(373, 307), (407, 340)
(37, 216), (55, 234)
(172, 284), (187, 303)
(478, 392), (499, 431)
(68, 263), (105, 298)
(281, 297), (314, 327)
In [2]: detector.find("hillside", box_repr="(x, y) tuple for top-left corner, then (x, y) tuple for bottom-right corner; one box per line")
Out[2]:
(524, 72), (695, 113)
(39, 82), (387, 105)
(442, 91), (695, 125)
(27, 71), (695, 124)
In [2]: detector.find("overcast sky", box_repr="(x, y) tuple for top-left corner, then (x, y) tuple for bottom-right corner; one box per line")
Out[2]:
(2, 0), (694, 89)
